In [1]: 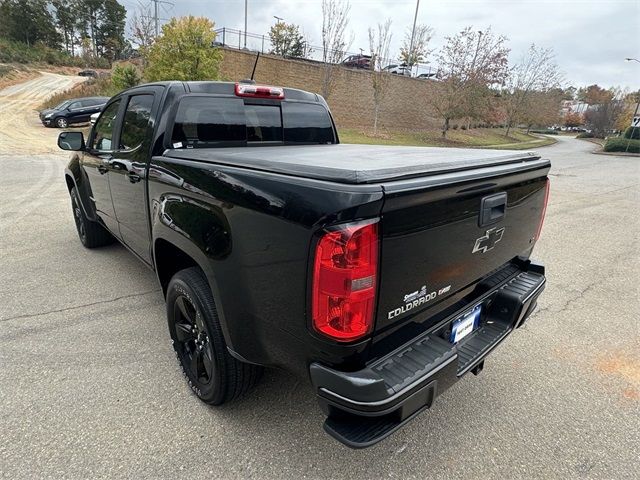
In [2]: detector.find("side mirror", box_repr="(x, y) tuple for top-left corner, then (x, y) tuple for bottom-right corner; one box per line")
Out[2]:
(58, 131), (85, 151)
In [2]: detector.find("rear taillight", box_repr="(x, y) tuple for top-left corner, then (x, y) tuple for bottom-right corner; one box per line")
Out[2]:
(536, 178), (550, 240)
(235, 82), (284, 99)
(312, 219), (379, 342)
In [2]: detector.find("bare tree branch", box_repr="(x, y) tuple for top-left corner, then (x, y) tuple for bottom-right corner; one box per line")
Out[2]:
(321, 0), (353, 99)
(503, 44), (563, 136)
(368, 19), (393, 136)
(399, 24), (433, 67)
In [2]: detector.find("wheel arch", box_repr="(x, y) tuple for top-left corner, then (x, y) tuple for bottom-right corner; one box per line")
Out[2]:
(153, 235), (235, 350)
(64, 160), (98, 222)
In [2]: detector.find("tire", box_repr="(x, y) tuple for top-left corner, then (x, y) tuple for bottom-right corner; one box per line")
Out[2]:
(167, 267), (262, 405)
(55, 117), (68, 128)
(70, 187), (113, 248)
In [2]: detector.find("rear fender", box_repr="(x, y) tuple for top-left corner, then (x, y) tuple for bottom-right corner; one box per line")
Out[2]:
(151, 194), (233, 349)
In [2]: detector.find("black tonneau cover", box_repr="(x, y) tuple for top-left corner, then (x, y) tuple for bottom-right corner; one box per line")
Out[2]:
(164, 144), (543, 184)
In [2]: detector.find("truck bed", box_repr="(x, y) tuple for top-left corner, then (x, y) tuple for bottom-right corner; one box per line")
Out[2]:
(164, 144), (544, 185)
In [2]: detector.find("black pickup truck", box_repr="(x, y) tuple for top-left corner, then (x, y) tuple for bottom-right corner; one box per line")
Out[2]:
(58, 81), (549, 448)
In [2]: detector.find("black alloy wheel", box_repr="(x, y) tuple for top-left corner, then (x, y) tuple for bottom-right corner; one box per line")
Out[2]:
(172, 294), (215, 386)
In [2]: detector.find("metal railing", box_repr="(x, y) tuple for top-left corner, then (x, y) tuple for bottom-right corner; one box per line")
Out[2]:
(213, 27), (437, 78)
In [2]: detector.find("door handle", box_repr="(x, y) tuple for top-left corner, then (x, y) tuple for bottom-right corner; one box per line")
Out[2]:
(127, 173), (141, 183)
(479, 192), (507, 227)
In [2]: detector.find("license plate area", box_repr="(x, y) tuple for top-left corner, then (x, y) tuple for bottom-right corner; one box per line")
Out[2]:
(450, 306), (481, 343)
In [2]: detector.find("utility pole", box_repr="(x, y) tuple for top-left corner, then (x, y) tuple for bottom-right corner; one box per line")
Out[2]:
(407, 0), (420, 72)
(154, 0), (159, 37)
(244, 0), (248, 48)
(151, 0), (174, 37)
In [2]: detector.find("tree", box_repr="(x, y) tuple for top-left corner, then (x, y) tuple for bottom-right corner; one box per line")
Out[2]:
(563, 112), (583, 128)
(520, 90), (562, 131)
(577, 84), (613, 105)
(129, 5), (155, 65)
(269, 21), (307, 58)
(320, 0), (353, 99)
(112, 62), (141, 90)
(144, 16), (222, 82)
(368, 19), (392, 136)
(430, 27), (510, 137)
(398, 24), (433, 68)
(52, 0), (76, 55)
(98, 0), (127, 61)
(0, 0), (61, 48)
(584, 88), (626, 137)
(503, 44), (563, 136)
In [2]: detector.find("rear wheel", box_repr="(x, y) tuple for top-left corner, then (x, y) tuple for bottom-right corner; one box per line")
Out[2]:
(167, 267), (262, 405)
(55, 117), (68, 128)
(70, 187), (113, 248)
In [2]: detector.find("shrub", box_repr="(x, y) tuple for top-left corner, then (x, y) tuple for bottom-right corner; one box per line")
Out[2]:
(0, 38), (110, 68)
(461, 125), (467, 130)
(623, 126), (640, 140)
(603, 138), (640, 153)
(111, 63), (141, 90)
(39, 77), (118, 110)
(576, 132), (594, 138)
(452, 124), (459, 130)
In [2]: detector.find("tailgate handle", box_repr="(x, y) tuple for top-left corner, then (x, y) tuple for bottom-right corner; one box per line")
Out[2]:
(479, 192), (507, 227)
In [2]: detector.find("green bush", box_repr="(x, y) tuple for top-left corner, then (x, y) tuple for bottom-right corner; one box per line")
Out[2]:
(623, 126), (640, 140)
(603, 138), (640, 153)
(576, 132), (594, 138)
(39, 76), (118, 110)
(111, 63), (141, 90)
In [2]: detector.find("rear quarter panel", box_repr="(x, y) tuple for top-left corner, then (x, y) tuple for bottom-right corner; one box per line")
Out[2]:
(147, 155), (384, 376)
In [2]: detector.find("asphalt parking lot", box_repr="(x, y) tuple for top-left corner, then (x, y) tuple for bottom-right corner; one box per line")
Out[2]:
(0, 76), (638, 479)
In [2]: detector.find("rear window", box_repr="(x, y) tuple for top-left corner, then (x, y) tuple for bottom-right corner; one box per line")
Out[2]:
(282, 103), (334, 144)
(171, 96), (334, 148)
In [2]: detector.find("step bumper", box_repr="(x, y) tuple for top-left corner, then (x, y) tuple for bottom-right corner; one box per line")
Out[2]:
(309, 260), (546, 448)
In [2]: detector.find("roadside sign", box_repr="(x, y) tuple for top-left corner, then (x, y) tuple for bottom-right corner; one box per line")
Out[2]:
(632, 116), (640, 127)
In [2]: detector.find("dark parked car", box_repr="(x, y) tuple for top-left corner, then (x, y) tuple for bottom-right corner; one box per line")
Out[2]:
(78, 69), (98, 78)
(341, 54), (372, 69)
(39, 96), (109, 128)
(56, 81), (549, 448)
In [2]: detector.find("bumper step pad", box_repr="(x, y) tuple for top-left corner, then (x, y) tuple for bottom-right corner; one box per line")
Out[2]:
(315, 263), (546, 448)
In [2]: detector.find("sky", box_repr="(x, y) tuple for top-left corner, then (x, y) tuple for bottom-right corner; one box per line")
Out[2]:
(122, 0), (640, 89)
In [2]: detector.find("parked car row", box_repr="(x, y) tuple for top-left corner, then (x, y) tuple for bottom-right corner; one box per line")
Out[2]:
(39, 96), (109, 128)
(340, 55), (436, 79)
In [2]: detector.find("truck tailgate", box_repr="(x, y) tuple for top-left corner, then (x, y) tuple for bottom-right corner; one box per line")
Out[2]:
(375, 158), (550, 332)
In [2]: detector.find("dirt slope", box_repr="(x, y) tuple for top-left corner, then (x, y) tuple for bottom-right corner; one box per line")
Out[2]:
(0, 72), (86, 154)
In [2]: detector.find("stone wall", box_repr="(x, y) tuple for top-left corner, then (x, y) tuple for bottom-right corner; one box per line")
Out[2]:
(219, 48), (441, 131)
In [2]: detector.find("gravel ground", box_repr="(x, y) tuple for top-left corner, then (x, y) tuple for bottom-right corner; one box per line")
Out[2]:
(0, 76), (638, 479)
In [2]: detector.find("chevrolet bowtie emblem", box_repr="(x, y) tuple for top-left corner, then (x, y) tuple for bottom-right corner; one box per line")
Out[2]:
(472, 227), (505, 254)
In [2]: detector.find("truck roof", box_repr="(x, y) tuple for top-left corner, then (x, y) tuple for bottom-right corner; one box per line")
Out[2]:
(165, 144), (547, 185)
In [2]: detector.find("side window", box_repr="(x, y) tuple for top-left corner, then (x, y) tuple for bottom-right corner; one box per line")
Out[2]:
(91, 100), (121, 151)
(68, 101), (81, 110)
(119, 94), (154, 150)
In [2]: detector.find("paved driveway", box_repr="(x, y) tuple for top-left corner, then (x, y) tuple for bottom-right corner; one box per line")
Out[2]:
(0, 77), (638, 479)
